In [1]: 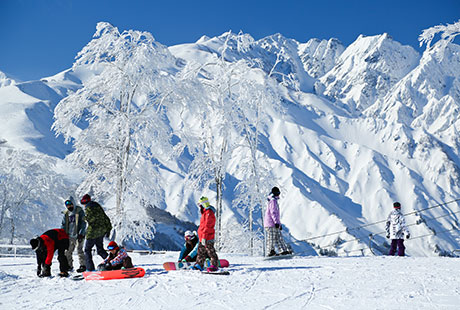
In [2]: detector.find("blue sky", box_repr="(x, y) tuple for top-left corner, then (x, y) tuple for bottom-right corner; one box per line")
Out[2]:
(1, 0), (459, 81)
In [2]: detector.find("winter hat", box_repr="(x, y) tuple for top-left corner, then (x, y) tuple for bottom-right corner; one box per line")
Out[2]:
(184, 230), (197, 240)
(80, 194), (91, 205)
(107, 241), (119, 251)
(198, 196), (210, 208)
(30, 237), (41, 250)
(393, 202), (401, 209)
(271, 187), (281, 197)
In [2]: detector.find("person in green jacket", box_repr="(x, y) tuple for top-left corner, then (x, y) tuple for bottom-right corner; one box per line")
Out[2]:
(80, 194), (112, 271)
(61, 196), (87, 272)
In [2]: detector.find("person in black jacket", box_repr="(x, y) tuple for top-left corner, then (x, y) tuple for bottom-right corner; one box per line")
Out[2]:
(30, 229), (70, 277)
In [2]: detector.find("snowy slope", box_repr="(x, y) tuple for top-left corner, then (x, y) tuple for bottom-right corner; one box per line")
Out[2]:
(1, 28), (460, 257)
(1, 253), (460, 309)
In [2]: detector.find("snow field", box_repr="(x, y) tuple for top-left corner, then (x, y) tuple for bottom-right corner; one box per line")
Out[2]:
(1, 252), (459, 309)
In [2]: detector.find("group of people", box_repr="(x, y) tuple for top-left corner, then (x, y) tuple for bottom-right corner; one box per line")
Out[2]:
(30, 187), (409, 277)
(30, 194), (133, 277)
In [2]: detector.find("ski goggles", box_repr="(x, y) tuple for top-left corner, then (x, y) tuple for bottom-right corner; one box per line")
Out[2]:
(65, 200), (73, 206)
(107, 245), (116, 250)
(185, 235), (194, 241)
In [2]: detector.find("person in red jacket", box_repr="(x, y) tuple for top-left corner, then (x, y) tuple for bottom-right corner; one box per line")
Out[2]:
(30, 228), (70, 277)
(193, 196), (219, 272)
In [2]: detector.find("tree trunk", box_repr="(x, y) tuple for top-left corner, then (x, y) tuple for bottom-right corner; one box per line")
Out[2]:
(215, 175), (223, 251)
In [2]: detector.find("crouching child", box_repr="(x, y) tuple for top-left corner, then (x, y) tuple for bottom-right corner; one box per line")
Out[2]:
(97, 241), (134, 271)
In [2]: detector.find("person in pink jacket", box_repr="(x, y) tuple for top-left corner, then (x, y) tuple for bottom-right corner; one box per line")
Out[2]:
(264, 187), (291, 256)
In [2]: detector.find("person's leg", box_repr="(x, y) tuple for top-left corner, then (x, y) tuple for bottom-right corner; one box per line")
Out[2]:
(266, 227), (276, 256)
(205, 240), (219, 267)
(76, 238), (86, 268)
(84, 238), (96, 271)
(273, 229), (289, 253)
(123, 256), (134, 268)
(195, 243), (207, 268)
(95, 236), (108, 259)
(388, 239), (397, 255)
(65, 238), (76, 269)
(397, 239), (406, 256)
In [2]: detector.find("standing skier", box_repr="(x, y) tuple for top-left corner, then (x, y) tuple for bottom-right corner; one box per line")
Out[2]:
(30, 228), (70, 277)
(178, 230), (199, 262)
(80, 194), (112, 271)
(61, 196), (87, 272)
(264, 187), (291, 256)
(385, 202), (410, 256)
(193, 197), (219, 272)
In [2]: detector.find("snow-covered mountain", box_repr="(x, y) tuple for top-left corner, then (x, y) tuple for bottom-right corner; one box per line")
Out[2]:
(1, 26), (460, 257)
(316, 34), (420, 112)
(0, 70), (17, 87)
(298, 38), (345, 78)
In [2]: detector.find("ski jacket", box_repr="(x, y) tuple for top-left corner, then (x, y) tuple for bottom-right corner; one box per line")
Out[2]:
(264, 194), (281, 228)
(103, 248), (130, 267)
(178, 237), (199, 261)
(61, 205), (86, 238)
(198, 206), (216, 241)
(385, 209), (410, 239)
(84, 201), (112, 239)
(39, 229), (69, 265)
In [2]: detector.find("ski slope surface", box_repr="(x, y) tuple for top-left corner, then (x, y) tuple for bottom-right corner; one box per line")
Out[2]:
(0, 252), (459, 309)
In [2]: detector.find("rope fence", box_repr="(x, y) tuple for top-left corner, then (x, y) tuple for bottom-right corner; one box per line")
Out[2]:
(289, 198), (460, 257)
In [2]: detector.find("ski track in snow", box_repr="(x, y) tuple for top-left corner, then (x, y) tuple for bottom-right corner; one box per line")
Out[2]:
(0, 252), (460, 309)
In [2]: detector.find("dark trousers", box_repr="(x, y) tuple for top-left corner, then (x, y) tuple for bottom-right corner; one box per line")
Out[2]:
(36, 239), (69, 273)
(84, 236), (108, 271)
(388, 239), (405, 256)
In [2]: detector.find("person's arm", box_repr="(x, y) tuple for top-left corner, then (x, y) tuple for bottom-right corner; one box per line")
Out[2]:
(109, 249), (128, 266)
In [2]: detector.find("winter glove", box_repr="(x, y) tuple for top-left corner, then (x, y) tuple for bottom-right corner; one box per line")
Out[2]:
(36, 265), (42, 277)
(184, 256), (192, 262)
(77, 234), (84, 242)
(201, 239), (207, 246)
(386, 234), (390, 239)
(104, 262), (112, 270)
(275, 224), (282, 230)
(406, 233), (410, 239)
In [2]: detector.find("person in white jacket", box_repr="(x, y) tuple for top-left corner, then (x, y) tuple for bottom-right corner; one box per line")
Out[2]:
(385, 202), (410, 256)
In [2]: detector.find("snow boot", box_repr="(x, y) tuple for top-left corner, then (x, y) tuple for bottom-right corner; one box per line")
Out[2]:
(40, 264), (51, 277)
(268, 250), (277, 257)
(76, 266), (86, 273)
(58, 271), (69, 277)
(280, 251), (292, 255)
(206, 265), (218, 272)
(190, 263), (203, 271)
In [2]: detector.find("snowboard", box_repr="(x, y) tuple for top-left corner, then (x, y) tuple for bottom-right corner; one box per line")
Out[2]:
(73, 267), (145, 281)
(202, 270), (230, 275)
(263, 253), (295, 261)
(163, 259), (229, 271)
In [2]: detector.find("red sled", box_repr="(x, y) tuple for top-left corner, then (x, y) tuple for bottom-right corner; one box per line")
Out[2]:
(163, 259), (229, 271)
(82, 267), (145, 281)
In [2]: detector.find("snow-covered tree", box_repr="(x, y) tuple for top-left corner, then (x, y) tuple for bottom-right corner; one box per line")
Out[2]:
(53, 22), (189, 242)
(178, 31), (281, 251)
(0, 147), (69, 243)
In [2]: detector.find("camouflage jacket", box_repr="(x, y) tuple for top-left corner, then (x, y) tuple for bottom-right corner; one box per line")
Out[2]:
(84, 201), (112, 239)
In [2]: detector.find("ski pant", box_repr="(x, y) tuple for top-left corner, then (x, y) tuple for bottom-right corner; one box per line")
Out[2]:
(36, 239), (69, 273)
(265, 226), (289, 254)
(65, 237), (85, 269)
(84, 236), (108, 271)
(196, 240), (219, 268)
(388, 239), (405, 256)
